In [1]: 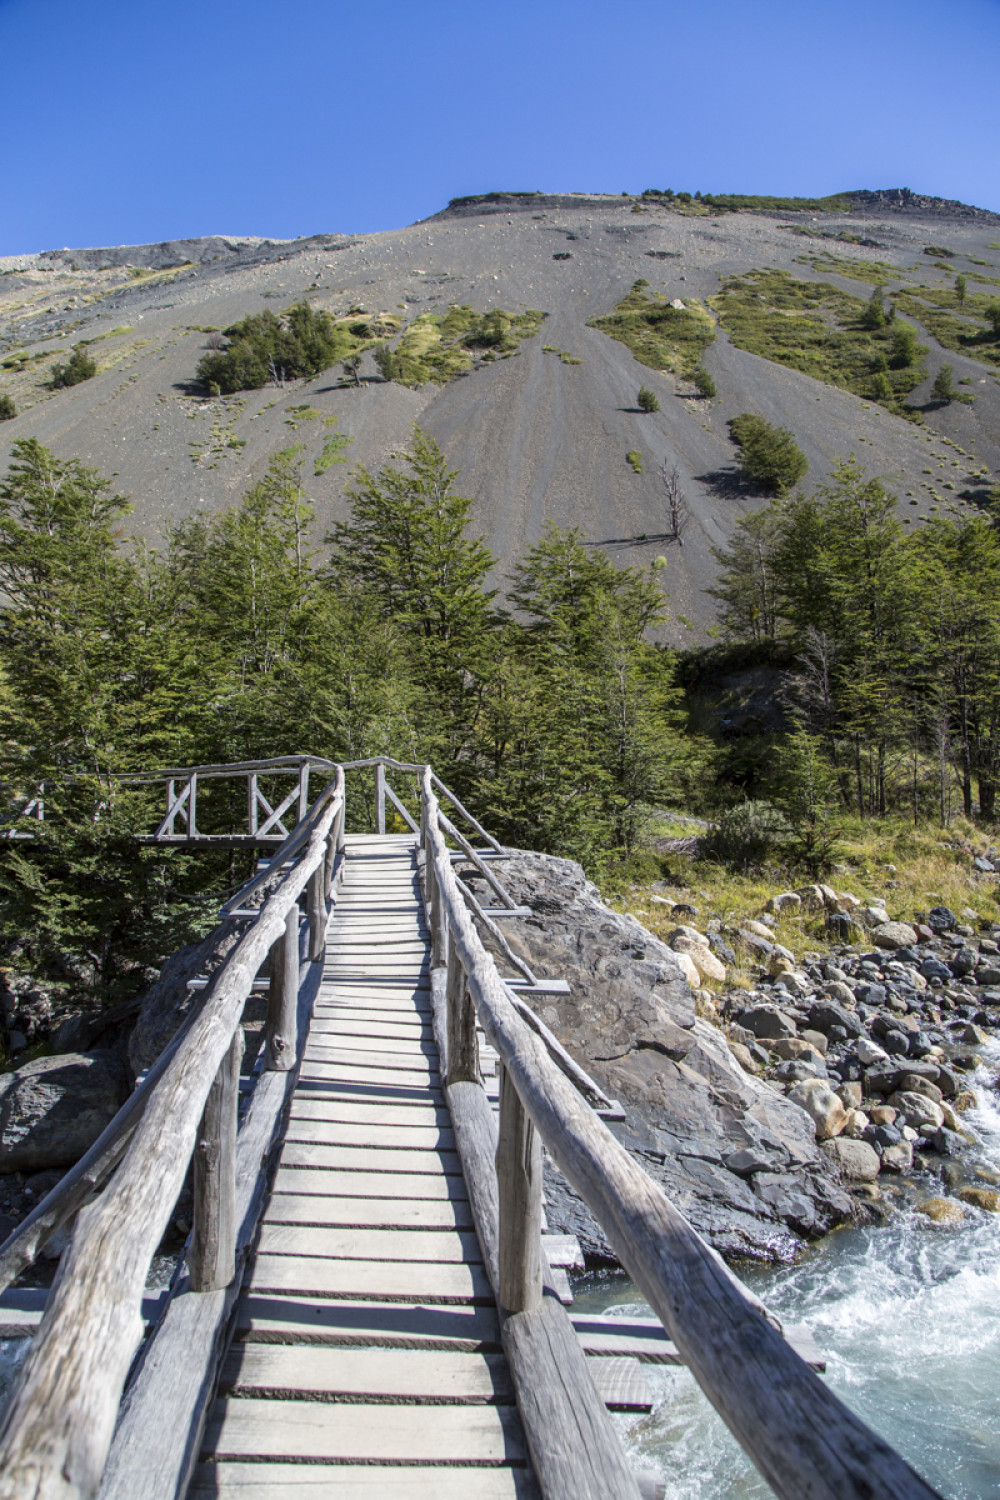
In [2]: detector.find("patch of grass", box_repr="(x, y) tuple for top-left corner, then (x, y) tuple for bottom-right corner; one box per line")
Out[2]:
(796, 253), (901, 286)
(284, 404), (321, 428)
(589, 280), (715, 378)
(891, 285), (1000, 370)
(626, 449), (643, 474)
(542, 345), (583, 365)
(315, 421), (353, 475)
(377, 305), (546, 387)
(608, 816), (1000, 970)
(713, 267), (927, 413)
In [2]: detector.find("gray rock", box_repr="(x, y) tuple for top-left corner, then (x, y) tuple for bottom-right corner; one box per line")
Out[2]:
(927, 906), (957, 934)
(492, 850), (850, 1259)
(873, 922), (920, 951)
(739, 1007), (798, 1041)
(821, 1138), (881, 1182)
(808, 1001), (863, 1039)
(0, 1052), (129, 1173)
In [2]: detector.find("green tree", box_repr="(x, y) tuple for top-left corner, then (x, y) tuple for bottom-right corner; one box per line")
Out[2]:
(889, 321), (920, 368)
(326, 428), (497, 770)
(932, 364), (955, 404)
(692, 366), (716, 398)
(955, 274), (967, 306)
(709, 505), (784, 641)
(728, 414), (808, 496)
(0, 394), (15, 421)
(862, 284), (885, 330)
(637, 385), (659, 412)
(985, 301), (1000, 338)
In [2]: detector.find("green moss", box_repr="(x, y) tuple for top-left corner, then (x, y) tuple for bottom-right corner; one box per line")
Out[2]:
(589, 281), (715, 378)
(713, 267), (926, 413)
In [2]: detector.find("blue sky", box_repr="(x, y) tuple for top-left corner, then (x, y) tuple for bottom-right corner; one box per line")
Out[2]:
(2, 0), (998, 254)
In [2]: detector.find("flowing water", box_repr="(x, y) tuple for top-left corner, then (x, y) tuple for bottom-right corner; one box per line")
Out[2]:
(575, 1046), (1000, 1499)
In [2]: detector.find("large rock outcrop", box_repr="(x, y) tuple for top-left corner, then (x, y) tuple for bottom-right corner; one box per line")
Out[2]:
(0, 1052), (130, 1173)
(480, 850), (852, 1261)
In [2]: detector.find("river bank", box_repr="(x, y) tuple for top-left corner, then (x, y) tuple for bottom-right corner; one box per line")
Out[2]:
(575, 1043), (1000, 1500)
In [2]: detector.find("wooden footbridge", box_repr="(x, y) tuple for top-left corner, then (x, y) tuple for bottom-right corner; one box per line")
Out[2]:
(0, 758), (941, 1498)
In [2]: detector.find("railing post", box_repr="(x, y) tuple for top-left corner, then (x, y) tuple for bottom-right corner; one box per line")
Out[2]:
(430, 856), (446, 968)
(298, 761), (310, 824)
(326, 799), (344, 896)
(247, 773), (258, 838)
(188, 773), (198, 838)
(166, 779), (176, 837)
(446, 930), (478, 1084)
(307, 864), (326, 963)
(189, 1025), (244, 1292)
(266, 906), (300, 1070)
(375, 761), (386, 835)
(496, 1062), (543, 1316)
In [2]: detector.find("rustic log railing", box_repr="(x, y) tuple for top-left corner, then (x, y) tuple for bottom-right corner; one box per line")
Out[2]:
(0, 768), (346, 1500)
(418, 767), (942, 1500)
(0, 755), (943, 1500)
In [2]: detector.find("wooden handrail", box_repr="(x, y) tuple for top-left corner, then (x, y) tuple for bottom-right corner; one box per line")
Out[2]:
(0, 779), (343, 1500)
(420, 768), (941, 1500)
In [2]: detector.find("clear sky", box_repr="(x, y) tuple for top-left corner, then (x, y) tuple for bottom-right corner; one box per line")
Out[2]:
(2, 0), (998, 255)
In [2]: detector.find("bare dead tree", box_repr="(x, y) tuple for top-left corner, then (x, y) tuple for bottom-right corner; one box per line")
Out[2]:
(661, 461), (689, 545)
(342, 354), (362, 387)
(267, 355), (285, 388)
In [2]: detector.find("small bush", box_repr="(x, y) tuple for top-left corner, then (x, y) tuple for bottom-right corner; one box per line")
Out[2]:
(691, 365), (716, 398)
(703, 801), (792, 870)
(728, 413), (808, 496)
(49, 346), (97, 389)
(626, 450), (644, 474)
(637, 385), (660, 412)
(0, 393), (15, 421)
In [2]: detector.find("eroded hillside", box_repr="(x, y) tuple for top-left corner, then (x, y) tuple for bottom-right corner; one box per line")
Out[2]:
(2, 191), (999, 641)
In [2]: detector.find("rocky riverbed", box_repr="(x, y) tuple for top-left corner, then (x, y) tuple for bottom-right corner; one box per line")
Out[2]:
(483, 853), (1000, 1262)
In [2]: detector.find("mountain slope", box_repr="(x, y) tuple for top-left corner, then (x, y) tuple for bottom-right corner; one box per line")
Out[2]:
(2, 191), (999, 641)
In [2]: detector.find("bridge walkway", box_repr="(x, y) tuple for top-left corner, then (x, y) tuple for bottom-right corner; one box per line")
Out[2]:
(194, 833), (540, 1498)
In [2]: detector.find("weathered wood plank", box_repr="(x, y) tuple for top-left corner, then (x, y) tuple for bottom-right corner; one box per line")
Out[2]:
(496, 1063), (543, 1317)
(234, 1294), (501, 1351)
(287, 1099), (449, 1128)
(282, 1116), (457, 1148)
(190, 1460), (539, 1498)
(202, 1396), (527, 1464)
(280, 1142), (462, 1174)
(272, 1166), (469, 1202)
(571, 1314), (827, 1371)
(584, 1356), (653, 1413)
(248, 1253), (493, 1303)
(220, 1343), (512, 1401)
(264, 1193), (475, 1231)
(255, 1224), (484, 1265)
